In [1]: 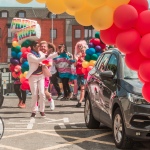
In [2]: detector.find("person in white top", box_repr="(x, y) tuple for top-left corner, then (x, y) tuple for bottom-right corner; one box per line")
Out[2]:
(26, 41), (58, 117)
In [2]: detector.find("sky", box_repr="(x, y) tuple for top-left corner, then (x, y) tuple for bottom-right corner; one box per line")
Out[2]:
(0, 0), (149, 7)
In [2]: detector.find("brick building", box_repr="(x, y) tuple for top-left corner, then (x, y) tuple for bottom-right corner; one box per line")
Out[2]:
(0, 7), (97, 71)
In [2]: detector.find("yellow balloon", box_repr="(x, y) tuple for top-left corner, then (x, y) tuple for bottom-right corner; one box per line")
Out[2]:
(23, 71), (28, 78)
(64, 0), (85, 11)
(86, 0), (106, 7)
(12, 41), (19, 47)
(16, 0), (32, 4)
(82, 61), (89, 68)
(20, 73), (24, 78)
(46, 0), (66, 14)
(107, 0), (130, 9)
(89, 60), (96, 66)
(66, 9), (75, 16)
(75, 3), (95, 26)
(36, 0), (46, 3)
(91, 5), (114, 30)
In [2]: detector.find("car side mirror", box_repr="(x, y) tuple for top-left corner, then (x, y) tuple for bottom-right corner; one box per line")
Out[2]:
(100, 71), (114, 80)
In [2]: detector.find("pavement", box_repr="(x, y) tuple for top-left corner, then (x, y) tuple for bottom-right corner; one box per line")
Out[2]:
(0, 96), (149, 150)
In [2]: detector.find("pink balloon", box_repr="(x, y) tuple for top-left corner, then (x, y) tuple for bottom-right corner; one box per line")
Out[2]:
(21, 80), (30, 91)
(12, 72), (21, 78)
(139, 33), (150, 58)
(22, 52), (29, 59)
(20, 77), (26, 83)
(136, 10), (150, 36)
(129, 0), (148, 14)
(139, 60), (150, 82)
(114, 4), (138, 30)
(116, 29), (141, 54)
(125, 50), (146, 71)
(142, 83), (150, 103)
(14, 65), (21, 72)
(100, 24), (123, 45)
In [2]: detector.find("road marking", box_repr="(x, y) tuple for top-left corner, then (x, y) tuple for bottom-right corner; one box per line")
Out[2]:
(27, 118), (35, 129)
(0, 144), (23, 150)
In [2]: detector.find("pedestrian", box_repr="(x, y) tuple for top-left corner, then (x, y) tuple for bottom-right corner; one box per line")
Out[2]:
(53, 44), (76, 100)
(13, 77), (26, 108)
(39, 41), (55, 110)
(74, 40), (88, 107)
(48, 43), (63, 100)
(26, 41), (58, 117)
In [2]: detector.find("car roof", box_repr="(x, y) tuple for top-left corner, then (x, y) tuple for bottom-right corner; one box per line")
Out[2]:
(103, 48), (125, 56)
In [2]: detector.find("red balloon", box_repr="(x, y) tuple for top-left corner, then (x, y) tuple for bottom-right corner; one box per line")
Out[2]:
(129, 0), (148, 14)
(114, 4), (138, 30)
(42, 60), (49, 65)
(100, 24), (123, 45)
(20, 77), (26, 83)
(93, 38), (101, 46)
(116, 29), (141, 54)
(139, 33), (150, 58)
(12, 72), (21, 78)
(12, 38), (18, 42)
(87, 66), (93, 72)
(21, 80), (30, 91)
(125, 50), (146, 71)
(142, 83), (150, 103)
(26, 47), (31, 52)
(22, 52), (29, 59)
(138, 71), (145, 83)
(82, 68), (88, 74)
(136, 10), (150, 36)
(89, 38), (95, 44)
(139, 60), (150, 82)
(9, 64), (15, 72)
(21, 47), (27, 53)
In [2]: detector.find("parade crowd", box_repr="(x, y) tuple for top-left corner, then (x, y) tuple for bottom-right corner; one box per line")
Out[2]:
(14, 40), (90, 117)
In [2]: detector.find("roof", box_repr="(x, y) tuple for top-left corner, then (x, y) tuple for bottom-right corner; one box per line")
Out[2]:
(0, 7), (74, 19)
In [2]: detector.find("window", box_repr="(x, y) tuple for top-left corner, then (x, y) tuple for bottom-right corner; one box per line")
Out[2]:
(75, 29), (81, 38)
(48, 12), (57, 19)
(17, 11), (26, 18)
(50, 29), (57, 39)
(106, 54), (118, 77)
(0, 28), (1, 38)
(8, 28), (12, 38)
(1, 11), (8, 18)
(98, 54), (111, 72)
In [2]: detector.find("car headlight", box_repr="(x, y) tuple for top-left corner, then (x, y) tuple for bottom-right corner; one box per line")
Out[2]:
(127, 93), (149, 105)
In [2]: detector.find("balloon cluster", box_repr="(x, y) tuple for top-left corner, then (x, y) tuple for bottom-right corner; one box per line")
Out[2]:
(99, 0), (150, 103)
(82, 32), (105, 77)
(17, 0), (131, 30)
(9, 36), (31, 91)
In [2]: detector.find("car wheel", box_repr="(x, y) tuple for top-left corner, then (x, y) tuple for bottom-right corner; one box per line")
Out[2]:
(113, 108), (134, 149)
(84, 95), (100, 129)
(0, 94), (4, 108)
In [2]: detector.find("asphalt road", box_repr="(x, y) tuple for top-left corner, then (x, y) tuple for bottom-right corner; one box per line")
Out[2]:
(0, 96), (149, 150)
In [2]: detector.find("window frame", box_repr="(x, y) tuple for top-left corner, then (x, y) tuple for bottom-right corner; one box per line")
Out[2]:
(1, 10), (8, 18)
(50, 29), (57, 39)
(17, 10), (26, 18)
(75, 29), (81, 39)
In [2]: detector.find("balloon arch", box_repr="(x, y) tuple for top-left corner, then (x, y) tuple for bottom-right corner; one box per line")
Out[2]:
(15, 0), (150, 102)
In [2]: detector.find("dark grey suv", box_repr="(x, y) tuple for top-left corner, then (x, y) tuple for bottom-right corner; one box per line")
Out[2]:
(84, 49), (150, 149)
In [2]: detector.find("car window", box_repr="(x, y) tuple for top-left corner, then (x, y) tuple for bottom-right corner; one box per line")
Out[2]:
(106, 54), (118, 78)
(98, 54), (111, 72)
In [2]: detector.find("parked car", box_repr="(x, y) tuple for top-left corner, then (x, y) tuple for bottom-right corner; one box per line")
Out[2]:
(84, 49), (150, 149)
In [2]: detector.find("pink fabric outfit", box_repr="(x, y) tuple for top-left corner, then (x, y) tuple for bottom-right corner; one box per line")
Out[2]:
(44, 58), (52, 89)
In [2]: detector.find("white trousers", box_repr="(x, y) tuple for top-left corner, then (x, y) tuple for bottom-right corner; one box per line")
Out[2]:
(28, 74), (45, 113)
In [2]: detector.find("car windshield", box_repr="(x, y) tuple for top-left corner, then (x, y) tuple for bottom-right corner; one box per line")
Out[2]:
(122, 55), (138, 79)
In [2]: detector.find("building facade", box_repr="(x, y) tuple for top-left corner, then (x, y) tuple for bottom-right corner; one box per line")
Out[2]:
(0, 7), (97, 71)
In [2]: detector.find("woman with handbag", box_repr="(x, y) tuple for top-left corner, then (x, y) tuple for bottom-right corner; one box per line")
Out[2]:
(26, 41), (58, 118)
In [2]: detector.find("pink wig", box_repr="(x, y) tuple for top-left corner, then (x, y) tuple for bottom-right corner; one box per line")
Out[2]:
(74, 40), (88, 56)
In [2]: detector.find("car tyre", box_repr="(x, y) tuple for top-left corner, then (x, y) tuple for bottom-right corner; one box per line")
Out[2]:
(84, 95), (100, 129)
(113, 108), (134, 149)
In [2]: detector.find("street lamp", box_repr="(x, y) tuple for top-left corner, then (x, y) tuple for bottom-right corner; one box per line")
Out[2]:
(51, 13), (54, 44)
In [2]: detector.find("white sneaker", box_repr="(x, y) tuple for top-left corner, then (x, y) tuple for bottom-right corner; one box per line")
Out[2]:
(50, 99), (55, 110)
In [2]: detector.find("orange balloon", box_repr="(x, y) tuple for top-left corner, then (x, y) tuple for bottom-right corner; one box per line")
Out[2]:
(36, 0), (46, 3)
(107, 0), (130, 9)
(46, 0), (66, 14)
(16, 0), (32, 4)
(91, 5), (114, 30)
